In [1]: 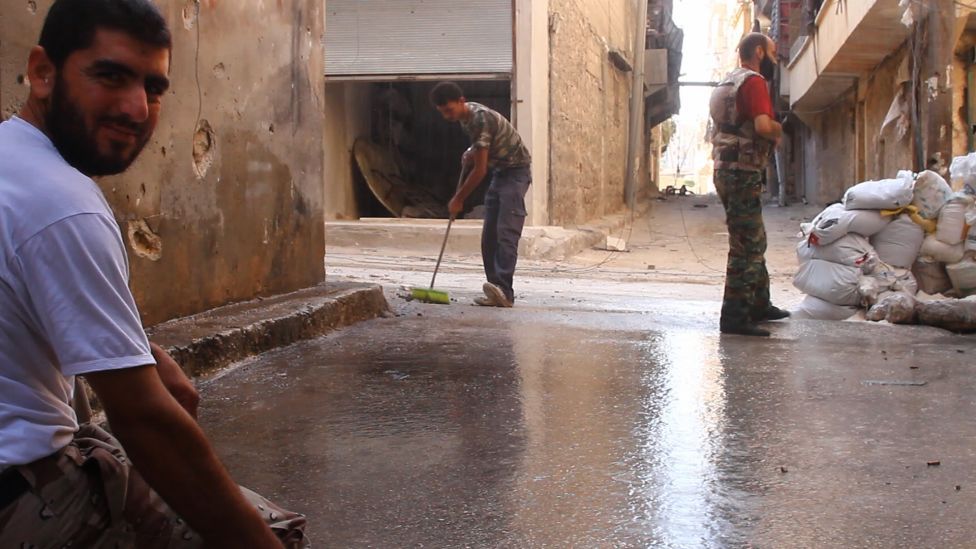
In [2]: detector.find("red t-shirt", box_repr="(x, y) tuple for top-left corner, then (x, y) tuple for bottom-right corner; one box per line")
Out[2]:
(736, 75), (774, 123)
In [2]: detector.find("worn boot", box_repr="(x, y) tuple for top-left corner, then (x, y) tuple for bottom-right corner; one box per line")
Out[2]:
(763, 306), (791, 321)
(720, 321), (771, 337)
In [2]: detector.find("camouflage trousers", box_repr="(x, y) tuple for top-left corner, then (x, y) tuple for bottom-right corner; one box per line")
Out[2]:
(714, 169), (771, 325)
(0, 423), (309, 548)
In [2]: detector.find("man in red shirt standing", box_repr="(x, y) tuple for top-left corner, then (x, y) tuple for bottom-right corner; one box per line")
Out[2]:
(709, 32), (790, 336)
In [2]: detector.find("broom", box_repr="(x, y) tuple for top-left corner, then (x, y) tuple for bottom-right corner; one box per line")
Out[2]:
(410, 166), (468, 304)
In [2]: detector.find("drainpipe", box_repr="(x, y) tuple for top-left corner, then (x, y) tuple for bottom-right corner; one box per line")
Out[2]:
(625, 0), (650, 209)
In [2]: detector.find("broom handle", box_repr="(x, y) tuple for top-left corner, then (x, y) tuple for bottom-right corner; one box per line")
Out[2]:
(430, 165), (468, 289)
(430, 216), (453, 288)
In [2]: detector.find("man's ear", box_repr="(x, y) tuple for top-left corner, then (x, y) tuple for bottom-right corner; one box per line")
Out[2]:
(26, 45), (57, 100)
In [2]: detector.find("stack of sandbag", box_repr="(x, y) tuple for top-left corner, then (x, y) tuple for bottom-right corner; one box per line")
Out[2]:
(909, 161), (976, 297)
(794, 170), (976, 322)
(793, 209), (886, 320)
(793, 172), (921, 320)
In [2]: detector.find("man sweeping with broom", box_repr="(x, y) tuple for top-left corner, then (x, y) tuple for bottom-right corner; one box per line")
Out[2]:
(430, 82), (532, 308)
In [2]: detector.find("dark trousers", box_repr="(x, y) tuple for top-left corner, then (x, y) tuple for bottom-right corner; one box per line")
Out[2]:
(482, 166), (531, 302)
(714, 168), (771, 325)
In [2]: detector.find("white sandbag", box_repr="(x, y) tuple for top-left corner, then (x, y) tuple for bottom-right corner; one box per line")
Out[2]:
(870, 214), (925, 268)
(936, 193), (974, 245)
(810, 203), (891, 246)
(919, 234), (965, 264)
(965, 207), (976, 253)
(807, 233), (878, 270)
(791, 295), (858, 321)
(860, 265), (918, 307)
(912, 258), (952, 295)
(858, 275), (885, 307)
(793, 259), (862, 306)
(911, 170), (952, 219)
(795, 238), (814, 265)
(874, 264), (919, 295)
(842, 174), (914, 210)
(950, 153), (976, 193)
(947, 258), (976, 296)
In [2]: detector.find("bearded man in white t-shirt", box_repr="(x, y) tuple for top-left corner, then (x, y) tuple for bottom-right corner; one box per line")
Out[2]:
(0, 1), (307, 547)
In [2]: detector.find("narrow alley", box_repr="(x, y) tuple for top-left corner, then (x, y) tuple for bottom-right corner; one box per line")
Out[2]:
(3, 0), (976, 547)
(202, 199), (976, 547)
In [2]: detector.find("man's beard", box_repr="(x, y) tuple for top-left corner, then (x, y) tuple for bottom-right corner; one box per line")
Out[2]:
(760, 55), (776, 81)
(45, 79), (151, 177)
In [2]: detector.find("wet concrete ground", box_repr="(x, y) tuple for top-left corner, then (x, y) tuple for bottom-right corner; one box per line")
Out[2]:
(200, 285), (976, 547)
(198, 202), (976, 546)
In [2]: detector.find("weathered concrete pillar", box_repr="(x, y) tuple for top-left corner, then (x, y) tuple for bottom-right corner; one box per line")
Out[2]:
(0, 0), (327, 326)
(515, 0), (551, 227)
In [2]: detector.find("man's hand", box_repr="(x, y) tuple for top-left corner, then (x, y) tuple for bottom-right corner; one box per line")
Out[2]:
(754, 113), (782, 142)
(85, 366), (283, 548)
(150, 342), (199, 419)
(448, 195), (464, 218)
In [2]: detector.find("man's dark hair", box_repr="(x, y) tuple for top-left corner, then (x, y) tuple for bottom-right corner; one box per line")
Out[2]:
(429, 82), (465, 107)
(737, 32), (769, 62)
(39, 0), (172, 68)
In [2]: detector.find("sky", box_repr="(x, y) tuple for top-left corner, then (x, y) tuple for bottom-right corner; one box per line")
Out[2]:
(662, 0), (736, 177)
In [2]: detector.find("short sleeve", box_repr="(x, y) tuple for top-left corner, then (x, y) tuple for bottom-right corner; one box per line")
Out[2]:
(737, 75), (774, 122)
(470, 111), (492, 150)
(12, 213), (154, 376)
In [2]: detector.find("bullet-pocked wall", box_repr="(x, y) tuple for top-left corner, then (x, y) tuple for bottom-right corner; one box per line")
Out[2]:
(548, 0), (637, 226)
(0, 0), (326, 326)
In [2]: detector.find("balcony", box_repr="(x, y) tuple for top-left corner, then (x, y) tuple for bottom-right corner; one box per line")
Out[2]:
(786, 0), (909, 112)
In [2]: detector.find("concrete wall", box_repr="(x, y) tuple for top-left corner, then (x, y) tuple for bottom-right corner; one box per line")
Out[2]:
(324, 81), (371, 220)
(0, 0), (326, 326)
(515, 0), (552, 227)
(951, 29), (976, 158)
(861, 46), (914, 181)
(548, 0), (637, 226)
(798, 89), (857, 204)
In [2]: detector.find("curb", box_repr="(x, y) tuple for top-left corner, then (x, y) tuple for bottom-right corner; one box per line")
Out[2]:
(147, 282), (390, 378)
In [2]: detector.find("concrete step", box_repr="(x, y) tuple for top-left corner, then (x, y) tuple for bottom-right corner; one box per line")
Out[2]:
(326, 220), (609, 261)
(147, 281), (389, 378)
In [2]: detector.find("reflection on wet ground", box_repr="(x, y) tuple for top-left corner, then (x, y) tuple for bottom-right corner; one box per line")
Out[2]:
(200, 295), (976, 547)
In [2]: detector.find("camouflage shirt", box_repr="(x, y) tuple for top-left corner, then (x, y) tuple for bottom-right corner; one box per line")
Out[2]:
(460, 102), (531, 169)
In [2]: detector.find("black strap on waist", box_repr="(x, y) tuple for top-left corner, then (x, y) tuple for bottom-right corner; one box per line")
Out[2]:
(0, 467), (30, 509)
(718, 149), (740, 162)
(719, 123), (744, 136)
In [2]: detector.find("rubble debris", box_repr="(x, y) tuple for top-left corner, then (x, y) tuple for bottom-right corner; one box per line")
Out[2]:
(915, 300), (976, 333)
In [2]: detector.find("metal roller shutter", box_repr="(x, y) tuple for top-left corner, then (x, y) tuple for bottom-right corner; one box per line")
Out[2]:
(325, 0), (513, 79)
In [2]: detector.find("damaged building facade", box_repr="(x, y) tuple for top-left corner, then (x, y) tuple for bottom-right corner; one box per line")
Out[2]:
(757, 0), (974, 204)
(323, 0), (682, 228)
(0, 0), (327, 325)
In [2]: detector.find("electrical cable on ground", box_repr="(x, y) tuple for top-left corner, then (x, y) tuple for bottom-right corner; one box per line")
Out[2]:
(676, 198), (725, 274)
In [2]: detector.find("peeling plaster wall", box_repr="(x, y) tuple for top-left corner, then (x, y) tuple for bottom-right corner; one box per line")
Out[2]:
(862, 47), (914, 181)
(951, 30), (976, 158)
(920, 0), (956, 171)
(0, 0), (326, 326)
(548, 0), (636, 226)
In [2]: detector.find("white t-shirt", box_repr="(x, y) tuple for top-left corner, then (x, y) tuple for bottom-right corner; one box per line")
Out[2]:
(0, 117), (154, 467)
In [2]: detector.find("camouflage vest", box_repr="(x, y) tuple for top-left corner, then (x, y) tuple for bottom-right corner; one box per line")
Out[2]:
(709, 68), (773, 173)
